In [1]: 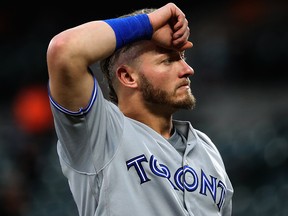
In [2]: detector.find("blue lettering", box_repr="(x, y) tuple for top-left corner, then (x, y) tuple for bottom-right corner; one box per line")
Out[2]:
(126, 154), (150, 184)
(126, 154), (228, 211)
(149, 155), (178, 190)
(217, 180), (227, 210)
(200, 169), (217, 202)
(174, 165), (198, 191)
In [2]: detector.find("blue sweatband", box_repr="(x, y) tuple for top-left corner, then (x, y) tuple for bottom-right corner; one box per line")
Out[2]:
(103, 14), (153, 50)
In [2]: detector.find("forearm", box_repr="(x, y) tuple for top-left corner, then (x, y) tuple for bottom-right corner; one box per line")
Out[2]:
(47, 21), (116, 72)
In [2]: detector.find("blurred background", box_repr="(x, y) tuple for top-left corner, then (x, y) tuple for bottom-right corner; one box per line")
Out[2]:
(0, 0), (287, 215)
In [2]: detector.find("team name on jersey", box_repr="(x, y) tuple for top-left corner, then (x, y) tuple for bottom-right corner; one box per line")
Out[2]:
(126, 154), (227, 211)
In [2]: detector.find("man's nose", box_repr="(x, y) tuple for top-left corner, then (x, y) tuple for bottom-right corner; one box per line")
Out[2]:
(179, 61), (194, 78)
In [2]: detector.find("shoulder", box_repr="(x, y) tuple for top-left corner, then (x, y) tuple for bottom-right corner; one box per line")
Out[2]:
(194, 128), (224, 158)
(194, 129), (213, 143)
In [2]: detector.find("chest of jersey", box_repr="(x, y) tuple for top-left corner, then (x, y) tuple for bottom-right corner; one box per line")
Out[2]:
(94, 119), (231, 215)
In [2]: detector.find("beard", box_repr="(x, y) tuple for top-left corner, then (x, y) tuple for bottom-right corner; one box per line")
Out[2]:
(138, 73), (196, 110)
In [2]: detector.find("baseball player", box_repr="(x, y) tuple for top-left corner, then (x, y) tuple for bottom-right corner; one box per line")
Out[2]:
(47, 2), (233, 216)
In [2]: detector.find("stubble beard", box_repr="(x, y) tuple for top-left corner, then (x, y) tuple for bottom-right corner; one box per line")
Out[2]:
(139, 74), (196, 110)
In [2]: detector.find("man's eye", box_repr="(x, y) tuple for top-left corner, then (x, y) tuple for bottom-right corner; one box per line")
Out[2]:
(163, 58), (173, 63)
(163, 57), (185, 64)
(164, 57), (179, 63)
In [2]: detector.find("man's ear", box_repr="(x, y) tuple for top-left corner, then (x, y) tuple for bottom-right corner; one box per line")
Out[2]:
(116, 65), (138, 88)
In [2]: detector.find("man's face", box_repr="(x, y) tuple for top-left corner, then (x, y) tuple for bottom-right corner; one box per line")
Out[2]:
(138, 72), (196, 110)
(137, 43), (196, 110)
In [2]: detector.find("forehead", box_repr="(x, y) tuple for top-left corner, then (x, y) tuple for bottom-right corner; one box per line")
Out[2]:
(135, 41), (185, 58)
(117, 41), (185, 67)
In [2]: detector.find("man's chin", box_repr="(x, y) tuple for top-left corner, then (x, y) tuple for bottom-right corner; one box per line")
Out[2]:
(171, 98), (196, 110)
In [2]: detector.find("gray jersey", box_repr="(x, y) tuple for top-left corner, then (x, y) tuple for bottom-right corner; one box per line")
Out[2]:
(49, 76), (233, 216)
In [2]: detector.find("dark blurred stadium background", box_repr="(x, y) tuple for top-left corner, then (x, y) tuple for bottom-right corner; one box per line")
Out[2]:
(0, 0), (287, 215)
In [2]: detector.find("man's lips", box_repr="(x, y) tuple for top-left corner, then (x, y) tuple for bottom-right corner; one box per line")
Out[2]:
(177, 79), (191, 89)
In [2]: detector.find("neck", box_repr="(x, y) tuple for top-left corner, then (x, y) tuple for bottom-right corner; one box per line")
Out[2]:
(119, 101), (174, 139)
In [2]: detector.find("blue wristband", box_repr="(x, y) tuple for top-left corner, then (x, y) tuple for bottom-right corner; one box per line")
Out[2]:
(104, 14), (153, 50)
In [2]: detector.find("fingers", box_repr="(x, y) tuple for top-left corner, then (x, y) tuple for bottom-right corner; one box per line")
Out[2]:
(151, 3), (192, 51)
(168, 4), (191, 49)
(173, 26), (190, 41)
(178, 41), (193, 52)
(172, 17), (192, 50)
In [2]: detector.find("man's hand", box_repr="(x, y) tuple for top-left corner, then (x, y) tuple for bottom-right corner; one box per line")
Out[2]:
(149, 3), (193, 51)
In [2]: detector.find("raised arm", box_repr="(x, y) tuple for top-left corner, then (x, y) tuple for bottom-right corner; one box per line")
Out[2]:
(46, 2), (192, 112)
(46, 20), (116, 112)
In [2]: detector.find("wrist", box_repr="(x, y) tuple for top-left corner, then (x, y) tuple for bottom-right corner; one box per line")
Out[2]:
(103, 14), (153, 50)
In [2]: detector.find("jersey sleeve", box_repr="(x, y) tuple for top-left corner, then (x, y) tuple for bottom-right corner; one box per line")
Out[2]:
(49, 75), (124, 173)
